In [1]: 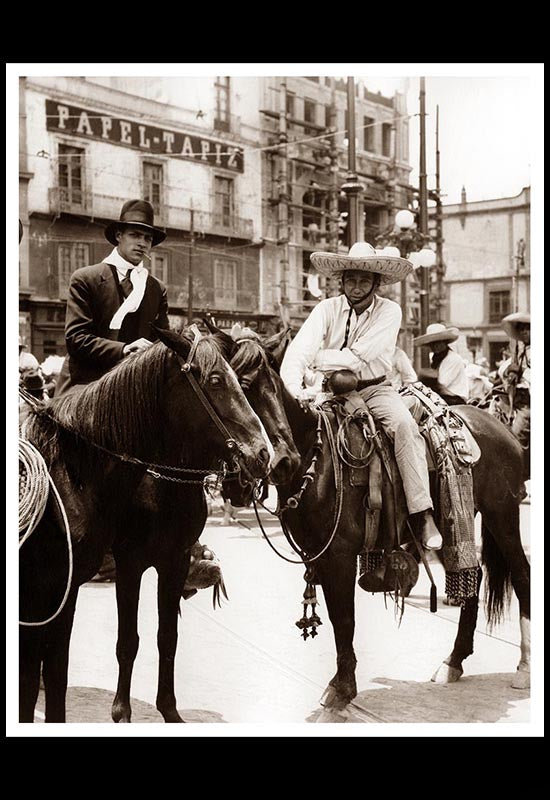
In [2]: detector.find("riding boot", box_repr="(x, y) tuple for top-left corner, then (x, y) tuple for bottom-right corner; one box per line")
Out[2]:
(412, 510), (443, 550)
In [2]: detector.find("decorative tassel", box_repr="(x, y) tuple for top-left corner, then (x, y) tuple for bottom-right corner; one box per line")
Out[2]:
(295, 582), (323, 640)
(430, 583), (438, 613)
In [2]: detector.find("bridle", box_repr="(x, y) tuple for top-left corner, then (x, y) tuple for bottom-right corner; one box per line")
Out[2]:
(25, 331), (249, 486)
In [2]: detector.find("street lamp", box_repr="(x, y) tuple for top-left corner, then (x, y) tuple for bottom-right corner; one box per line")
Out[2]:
(375, 209), (436, 353)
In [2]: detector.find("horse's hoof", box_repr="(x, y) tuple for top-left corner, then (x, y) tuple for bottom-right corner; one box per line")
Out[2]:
(511, 668), (530, 690)
(315, 707), (349, 723)
(160, 710), (185, 723)
(431, 663), (463, 683)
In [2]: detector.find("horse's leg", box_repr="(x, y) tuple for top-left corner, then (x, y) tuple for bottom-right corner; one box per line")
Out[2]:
(432, 567), (482, 684)
(481, 508), (531, 689)
(316, 554), (358, 711)
(42, 593), (78, 723)
(111, 563), (143, 723)
(19, 629), (43, 722)
(156, 561), (187, 723)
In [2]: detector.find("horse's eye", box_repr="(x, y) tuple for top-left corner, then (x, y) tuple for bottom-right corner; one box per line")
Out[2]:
(210, 375), (222, 387)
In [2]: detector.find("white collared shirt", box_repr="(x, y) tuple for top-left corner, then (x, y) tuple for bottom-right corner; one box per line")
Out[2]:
(436, 348), (469, 400)
(280, 293), (401, 398)
(102, 247), (145, 279)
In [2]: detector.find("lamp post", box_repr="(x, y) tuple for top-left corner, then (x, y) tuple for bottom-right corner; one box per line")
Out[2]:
(375, 209), (435, 356)
(341, 76), (364, 244)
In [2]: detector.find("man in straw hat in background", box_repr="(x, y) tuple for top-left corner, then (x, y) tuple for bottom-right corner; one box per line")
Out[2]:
(413, 323), (468, 405)
(280, 241), (442, 550)
(498, 312), (530, 476)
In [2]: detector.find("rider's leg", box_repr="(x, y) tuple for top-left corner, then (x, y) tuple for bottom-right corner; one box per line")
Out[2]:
(359, 383), (442, 550)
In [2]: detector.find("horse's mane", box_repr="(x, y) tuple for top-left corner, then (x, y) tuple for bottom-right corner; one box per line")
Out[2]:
(25, 334), (222, 464)
(230, 339), (278, 392)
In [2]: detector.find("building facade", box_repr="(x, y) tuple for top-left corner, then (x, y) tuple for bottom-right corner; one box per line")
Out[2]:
(19, 75), (272, 360)
(257, 76), (413, 327)
(19, 75), (413, 358)
(440, 187), (530, 367)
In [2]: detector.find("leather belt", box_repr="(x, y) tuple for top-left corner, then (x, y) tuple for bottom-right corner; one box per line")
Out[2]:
(357, 375), (386, 390)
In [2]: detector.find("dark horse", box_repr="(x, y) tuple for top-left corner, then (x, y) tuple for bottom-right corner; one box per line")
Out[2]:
(19, 327), (272, 723)
(219, 329), (530, 714)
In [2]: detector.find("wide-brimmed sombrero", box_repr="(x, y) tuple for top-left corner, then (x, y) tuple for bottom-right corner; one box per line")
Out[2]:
(105, 199), (166, 247)
(310, 242), (413, 285)
(501, 312), (530, 340)
(414, 323), (460, 346)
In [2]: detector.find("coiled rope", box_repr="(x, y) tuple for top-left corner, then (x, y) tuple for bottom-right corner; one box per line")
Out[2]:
(18, 435), (74, 627)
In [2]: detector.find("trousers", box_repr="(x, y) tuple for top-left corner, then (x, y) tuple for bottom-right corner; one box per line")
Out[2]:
(357, 381), (433, 515)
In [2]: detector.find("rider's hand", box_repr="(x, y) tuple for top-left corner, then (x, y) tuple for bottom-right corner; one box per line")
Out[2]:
(123, 338), (153, 356)
(296, 388), (316, 411)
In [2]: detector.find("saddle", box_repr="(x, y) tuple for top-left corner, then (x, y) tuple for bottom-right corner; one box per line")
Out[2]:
(321, 379), (481, 605)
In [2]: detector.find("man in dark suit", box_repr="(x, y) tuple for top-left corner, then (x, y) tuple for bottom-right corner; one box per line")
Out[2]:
(55, 199), (169, 397)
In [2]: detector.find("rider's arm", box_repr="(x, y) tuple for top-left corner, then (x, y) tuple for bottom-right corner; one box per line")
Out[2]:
(314, 300), (401, 376)
(65, 270), (126, 367)
(280, 301), (329, 397)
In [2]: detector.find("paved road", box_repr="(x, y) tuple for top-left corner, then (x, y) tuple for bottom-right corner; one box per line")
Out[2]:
(33, 497), (531, 726)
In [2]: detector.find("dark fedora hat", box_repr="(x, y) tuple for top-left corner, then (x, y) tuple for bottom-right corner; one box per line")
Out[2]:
(23, 370), (45, 394)
(104, 199), (166, 247)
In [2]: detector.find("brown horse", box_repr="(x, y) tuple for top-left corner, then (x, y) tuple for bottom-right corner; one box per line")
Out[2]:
(223, 329), (530, 713)
(19, 327), (271, 723)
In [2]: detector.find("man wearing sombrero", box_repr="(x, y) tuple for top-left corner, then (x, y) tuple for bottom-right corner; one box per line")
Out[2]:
(55, 199), (169, 398)
(413, 323), (468, 405)
(498, 312), (530, 474)
(280, 241), (442, 550)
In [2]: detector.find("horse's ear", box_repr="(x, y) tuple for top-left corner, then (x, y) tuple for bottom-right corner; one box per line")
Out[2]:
(151, 324), (191, 358)
(202, 316), (237, 360)
(263, 326), (292, 370)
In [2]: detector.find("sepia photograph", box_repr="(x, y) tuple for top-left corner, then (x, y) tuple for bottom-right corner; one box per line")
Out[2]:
(7, 63), (543, 736)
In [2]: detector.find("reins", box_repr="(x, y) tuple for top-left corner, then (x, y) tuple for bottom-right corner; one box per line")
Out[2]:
(250, 409), (344, 565)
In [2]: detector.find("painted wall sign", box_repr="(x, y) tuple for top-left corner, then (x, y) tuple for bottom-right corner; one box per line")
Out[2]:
(45, 99), (244, 172)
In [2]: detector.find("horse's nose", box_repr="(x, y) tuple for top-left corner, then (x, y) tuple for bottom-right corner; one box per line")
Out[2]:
(270, 455), (291, 485)
(258, 447), (270, 468)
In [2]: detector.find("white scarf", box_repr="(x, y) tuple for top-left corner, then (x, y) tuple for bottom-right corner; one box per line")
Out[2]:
(103, 248), (149, 330)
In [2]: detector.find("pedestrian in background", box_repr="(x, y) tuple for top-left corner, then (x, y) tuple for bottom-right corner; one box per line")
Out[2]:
(389, 340), (417, 390)
(414, 323), (468, 405)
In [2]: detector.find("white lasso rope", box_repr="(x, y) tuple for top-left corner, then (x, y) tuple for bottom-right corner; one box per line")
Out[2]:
(19, 436), (74, 627)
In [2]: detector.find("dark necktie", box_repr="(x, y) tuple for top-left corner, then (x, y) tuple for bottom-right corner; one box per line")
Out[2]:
(340, 306), (353, 350)
(119, 269), (133, 299)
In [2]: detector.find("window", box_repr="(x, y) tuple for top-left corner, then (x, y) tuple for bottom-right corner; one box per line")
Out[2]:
(286, 91), (295, 118)
(214, 176), (234, 228)
(215, 77), (230, 131)
(304, 98), (316, 135)
(58, 242), (90, 295)
(325, 105), (332, 130)
(43, 339), (59, 356)
(214, 259), (237, 307)
(151, 252), (168, 284)
(382, 123), (392, 157)
(143, 162), (163, 213)
(363, 116), (375, 151)
(489, 290), (511, 323)
(58, 144), (85, 207)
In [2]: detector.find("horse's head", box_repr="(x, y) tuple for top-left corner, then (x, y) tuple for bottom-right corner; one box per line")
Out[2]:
(153, 326), (272, 482)
(228, 337), (301, 486)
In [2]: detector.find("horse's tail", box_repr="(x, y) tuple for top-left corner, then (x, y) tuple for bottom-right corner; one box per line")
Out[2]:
(481, 522), (513, 629)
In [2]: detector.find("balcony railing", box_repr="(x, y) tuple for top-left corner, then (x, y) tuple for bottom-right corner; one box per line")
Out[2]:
(48, 189), (254, 240)
(167, 285), (259, 312)
(48, 187), (94, 215)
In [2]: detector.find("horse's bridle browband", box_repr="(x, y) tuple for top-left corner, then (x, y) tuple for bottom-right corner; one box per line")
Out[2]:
(30, 335), (248, 485)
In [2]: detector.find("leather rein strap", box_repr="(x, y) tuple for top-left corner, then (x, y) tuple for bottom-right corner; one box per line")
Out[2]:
(177, 325), (239, 459)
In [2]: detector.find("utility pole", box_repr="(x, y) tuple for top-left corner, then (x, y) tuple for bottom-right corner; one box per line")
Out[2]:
(278, 79), (290, 324)
(418, 76), (430, 366)
(341, 77), (362, 245)
(435, 104), (445, 321)
(328, 78), (339, 252)
(187, 207), (195, 325)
